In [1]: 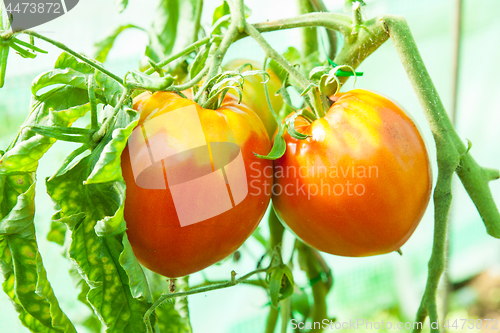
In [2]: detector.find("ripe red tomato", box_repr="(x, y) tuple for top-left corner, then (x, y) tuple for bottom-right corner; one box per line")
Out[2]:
(121, 92), (272, 277)
(224, 59), (283, 138)
(272, 89), (432, 256)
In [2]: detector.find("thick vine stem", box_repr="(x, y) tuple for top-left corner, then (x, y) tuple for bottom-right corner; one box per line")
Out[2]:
(381, 15), (500, 332)
(249, 13), (388, 96)
(201, 0), (244, 106)
(144, 268), (271, 333)
(252, 12), (352, 37)
(298, 242), (328, 333)
(383, 15), (500, 238)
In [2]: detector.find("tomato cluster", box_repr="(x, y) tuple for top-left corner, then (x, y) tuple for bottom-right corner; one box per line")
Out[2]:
(121, 62), (432, 278)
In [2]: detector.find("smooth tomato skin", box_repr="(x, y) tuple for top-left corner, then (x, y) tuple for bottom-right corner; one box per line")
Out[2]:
(224, 59), (283, 138)
(121, 92), (272, 278)
(272, 89), (432, 257)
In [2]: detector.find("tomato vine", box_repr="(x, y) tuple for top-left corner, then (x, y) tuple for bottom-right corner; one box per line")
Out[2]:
(0, 0), (499, 332)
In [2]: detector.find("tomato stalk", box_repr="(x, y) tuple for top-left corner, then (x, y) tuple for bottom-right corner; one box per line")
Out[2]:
(244, 21), (325, 118)
(200, 0), (244, 108)
(297, 242), (329, 333)
(144, 36), (220, 76)
(382, 15), (500, 332)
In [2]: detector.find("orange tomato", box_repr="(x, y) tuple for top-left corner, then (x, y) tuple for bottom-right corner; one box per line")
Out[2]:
(121, 92), (272, 277)
(272, 89), (432, 256)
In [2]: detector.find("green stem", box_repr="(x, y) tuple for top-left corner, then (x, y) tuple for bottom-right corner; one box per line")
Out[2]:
(280, 297), (292, 333)
(0, 44), (9, 88)
(265, 206), (285, 333)
(308, 0), (338, 59)
(252, 12), (352, 37)
(144, 268), (270, 333)
(168, 65), (209, 94)
(144, 36), (217, 75)
(352, 1), (363, 27)
(244, 21), (324, 117)
(192, 0), (204, 42)
(297, 0), (319, 58)
(298, 242), (328, 333)
(19, 30), (124, 85)
(265, 307), (279, 333)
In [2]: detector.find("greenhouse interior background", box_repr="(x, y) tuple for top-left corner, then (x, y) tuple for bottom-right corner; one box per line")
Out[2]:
(1, 0), (499, 332)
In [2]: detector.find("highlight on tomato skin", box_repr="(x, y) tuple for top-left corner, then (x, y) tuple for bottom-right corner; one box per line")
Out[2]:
(121, 91), (273, 278)
(272, 89), (432, 257)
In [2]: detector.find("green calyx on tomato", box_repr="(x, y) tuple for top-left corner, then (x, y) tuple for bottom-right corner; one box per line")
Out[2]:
(121, 91), (273, 278)
(272, 89), (432, 257)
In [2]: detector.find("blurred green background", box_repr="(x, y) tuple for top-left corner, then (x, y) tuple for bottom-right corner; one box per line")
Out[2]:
(1, 0), (499, 332)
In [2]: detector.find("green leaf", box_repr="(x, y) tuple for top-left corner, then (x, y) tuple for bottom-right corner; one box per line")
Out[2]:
(0, 43), (10, 88)
(55, 52), (95, 75)
(146, 0), (202, 65)
(32, 68), (89, 96)
(211, 1), (230, 35)
(286, 111), (310, 140)
(212, 1), (230, 25)
(268, 265), (295, 308)
(269, 267), (283, 308)
(94, 24), (144, 63)
(0, 102), (90, 175)
(119, 234), (151, 300)
(95, 71), (125, 107)
(124, 70), (175, 90)
(254, 122), (287, 160)
(189, 44), (210, 81)
(46, 220), (67, 246)
(0, 177), (76, 332)
(85, 107), (139, 185)
(46, 105), (155, 332)
(114, 0), (128, 13)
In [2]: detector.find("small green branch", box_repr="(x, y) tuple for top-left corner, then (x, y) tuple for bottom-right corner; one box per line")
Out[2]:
(252, 13), (352, 37)
(352, 1), (364, 27)
(201, 0), (244, 105)
(244, 22), (324, 116)
(144, 36), (219, 75)
(168, 65), (209, 94)
(19, 30), (124, 86)
(144, 268), (271, 333)
(383, 15), (500, 332)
